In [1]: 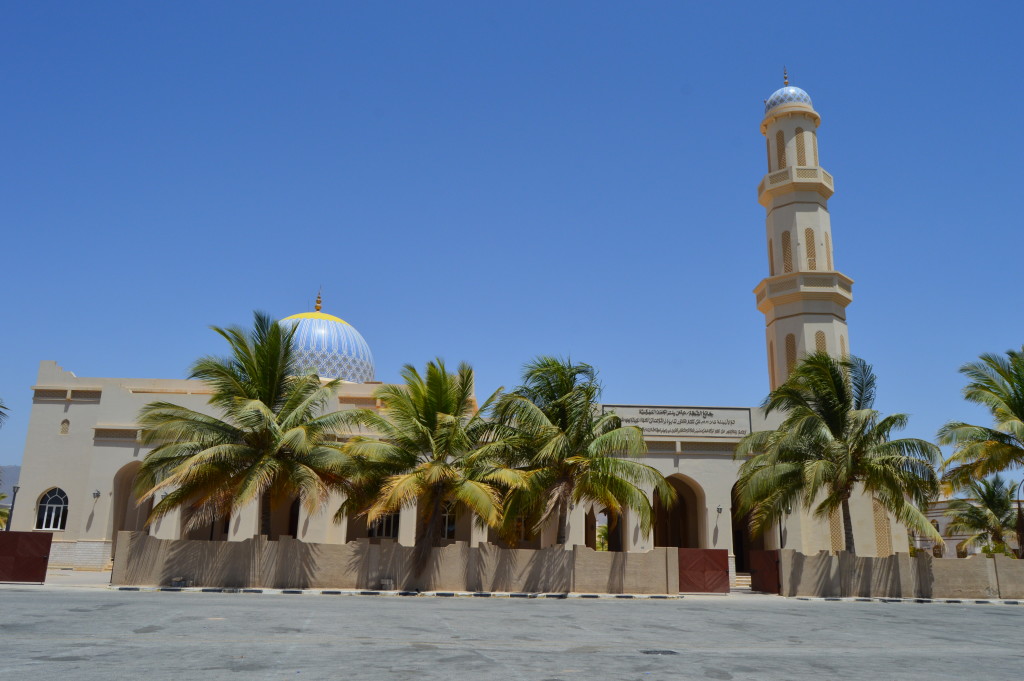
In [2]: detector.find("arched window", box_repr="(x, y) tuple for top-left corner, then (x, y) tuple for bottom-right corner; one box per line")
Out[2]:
(775, 131), (787, 170)
(804, 227), (817, 270)
(873, 499), (893, 556)
(785, 334), (797, 374)
(441, 502), (457, 540)
(768, 341), (776, 388)
(815, 331), (827, 354)
(840, 336), (848, 358)
(768, 239), (775, 276)
(766, 138), (771, 172)
(795, 127), (807, 165)
(825, 232), (833, 270)
(781, 231), (793, 273)
(60, 419), (70, 435)
(36, 488), (69, 530)
(811, 131), (819, 165)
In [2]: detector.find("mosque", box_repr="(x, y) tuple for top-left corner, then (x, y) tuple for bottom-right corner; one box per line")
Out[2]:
(9, 78), (907, 580)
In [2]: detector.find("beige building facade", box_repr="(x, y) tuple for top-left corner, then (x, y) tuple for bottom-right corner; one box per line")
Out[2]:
(9, 78), (909, 579)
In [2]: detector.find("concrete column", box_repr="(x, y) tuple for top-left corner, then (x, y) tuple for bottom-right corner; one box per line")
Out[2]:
(398, 503), (417, 546)
(469, 514), (489, 547)
(564, 502), (587, 547)
(229, 500), (259, 541)
(297, 492), (347, 544)
(150, 505), (182, 540)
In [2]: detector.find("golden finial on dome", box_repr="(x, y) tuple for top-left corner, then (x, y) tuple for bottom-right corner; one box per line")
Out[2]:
(315, 289), (322, 312)
(783, 67), (789, 86)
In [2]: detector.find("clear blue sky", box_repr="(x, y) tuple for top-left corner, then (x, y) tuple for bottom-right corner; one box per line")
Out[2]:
(2, 3), (1023, 466)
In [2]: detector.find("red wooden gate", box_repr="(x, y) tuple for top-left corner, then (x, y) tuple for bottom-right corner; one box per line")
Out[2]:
(678, 548), (729, 593)
(748, 549), (780, 594)
(0, 532), (53, 583)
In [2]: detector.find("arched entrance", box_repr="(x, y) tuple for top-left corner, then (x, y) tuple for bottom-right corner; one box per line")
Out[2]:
(260, 493), (300, 540)
(111, 462), (152, 557)
(731, 482), (764, 573)
(654, 475), (704, 548)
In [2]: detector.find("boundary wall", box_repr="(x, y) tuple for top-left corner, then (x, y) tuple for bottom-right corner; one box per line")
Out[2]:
(111, 532), (680, 594)
(779, 549), (1024, 599)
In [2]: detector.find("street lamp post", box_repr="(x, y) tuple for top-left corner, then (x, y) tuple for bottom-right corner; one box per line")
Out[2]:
(5, 485), (19, 532)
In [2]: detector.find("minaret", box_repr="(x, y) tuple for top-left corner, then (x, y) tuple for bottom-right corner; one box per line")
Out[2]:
(754, 72), (853, 389)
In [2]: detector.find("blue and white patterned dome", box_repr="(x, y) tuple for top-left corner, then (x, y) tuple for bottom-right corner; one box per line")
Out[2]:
(280, 307), (374, 383)
(764, 86), (812, 113)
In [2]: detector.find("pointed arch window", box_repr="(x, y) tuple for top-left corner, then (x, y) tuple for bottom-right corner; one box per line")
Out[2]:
(811, 131), (819, 165)
(840, 336), (848, 358)
(60, 419), (70, 435)
(804, 228), (817, 270)
(785, 334), (797, 374)
(775, 131), (787, 170)
(781, 232), (793, 273)
(36, 488), (69, 530)
(768, 341), (777, 388)
(825, 232), (833, 270)
(766, 138), (771, 172)
(441, 502), (457, 540)
(768, 239), (775, 276)
(795, 127), (807, 165)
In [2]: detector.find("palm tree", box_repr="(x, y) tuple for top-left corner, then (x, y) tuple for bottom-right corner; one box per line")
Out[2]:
(340, 359), (525, 573)
(134, 312), (352, 533)
(943, 475), (1018, 555)
(939, 347), (1024, 490)
(493, 356), (674, 547)
(735, 352), (942, 554)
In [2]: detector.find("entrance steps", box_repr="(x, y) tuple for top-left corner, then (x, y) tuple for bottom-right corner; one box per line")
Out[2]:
(731, 572), (752, 593)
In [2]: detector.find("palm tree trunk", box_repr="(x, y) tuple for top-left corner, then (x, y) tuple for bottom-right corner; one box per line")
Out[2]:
(841, 498), (856, 555)
(412, 492), (444, 577)
(556, 499), (568, 545)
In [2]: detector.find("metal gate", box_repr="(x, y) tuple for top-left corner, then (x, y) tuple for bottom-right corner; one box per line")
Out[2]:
(748, 549), (780, 594)
(678, 548), (729, 593)
(0, 532), (53, 583)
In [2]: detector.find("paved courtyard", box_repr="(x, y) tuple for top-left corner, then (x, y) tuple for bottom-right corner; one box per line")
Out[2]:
(0, 583), (1020, 680)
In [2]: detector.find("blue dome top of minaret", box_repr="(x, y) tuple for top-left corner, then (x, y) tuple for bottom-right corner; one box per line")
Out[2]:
(279, 293), (375, 383)
(764, 69), (813, 113)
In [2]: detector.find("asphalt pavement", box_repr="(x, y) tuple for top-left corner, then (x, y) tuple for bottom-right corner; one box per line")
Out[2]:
(0, 580), (1020, 680)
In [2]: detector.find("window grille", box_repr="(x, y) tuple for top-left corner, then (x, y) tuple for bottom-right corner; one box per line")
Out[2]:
(825, 232), (833, 270)
(781, 232), (793, 273)
(785, 334), (797, 374)
(775, 131), (786, 169)
(815, 331), (827, 354)
(36, 488), (69, 530)
(804, 227), (817, 270)
(369, 512), (400, 539)
(441, 503), (457, 540)
(795, 127), (807, 165)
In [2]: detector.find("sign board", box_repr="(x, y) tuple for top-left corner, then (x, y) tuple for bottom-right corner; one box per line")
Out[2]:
(601, 405), (752, 439)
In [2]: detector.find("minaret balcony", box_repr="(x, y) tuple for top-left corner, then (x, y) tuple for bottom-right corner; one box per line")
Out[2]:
(754, 271), (853, 315)
(758, 166), (834, 206)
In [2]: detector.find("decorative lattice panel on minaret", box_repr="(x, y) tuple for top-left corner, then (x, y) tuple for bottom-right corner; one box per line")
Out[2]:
(872, 499), (893, 556)
(829, 508), (845, 553)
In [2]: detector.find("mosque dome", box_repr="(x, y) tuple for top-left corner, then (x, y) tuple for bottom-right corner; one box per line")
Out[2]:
(280, 295), (375, 383)
(764, 85), (812, 114)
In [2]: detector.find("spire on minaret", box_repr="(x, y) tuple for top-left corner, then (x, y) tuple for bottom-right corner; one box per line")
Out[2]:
(783, 66), (789, 86)
(315, 289), (322, 312)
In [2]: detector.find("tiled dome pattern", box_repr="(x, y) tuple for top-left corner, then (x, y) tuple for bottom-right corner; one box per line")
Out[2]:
(279, 313), (375, 383)
(764, 86), (812, 113)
